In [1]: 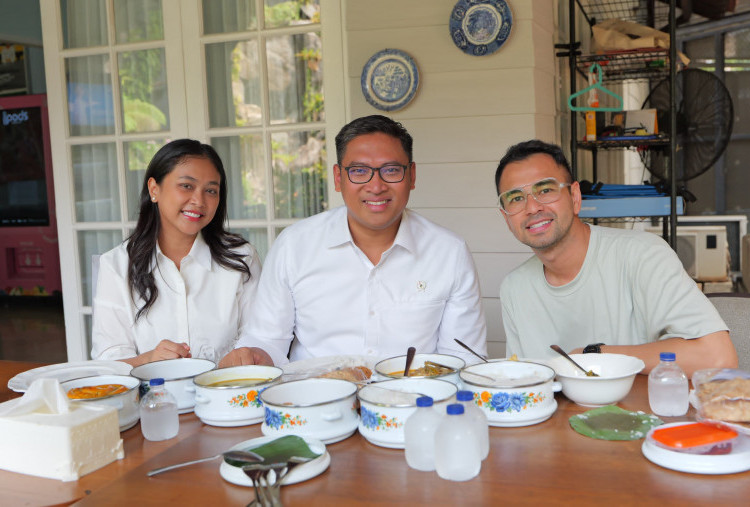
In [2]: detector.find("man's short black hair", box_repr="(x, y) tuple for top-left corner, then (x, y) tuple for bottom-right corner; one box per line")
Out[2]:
(335, 115), (413, 165)
(494, 140), (573, 194)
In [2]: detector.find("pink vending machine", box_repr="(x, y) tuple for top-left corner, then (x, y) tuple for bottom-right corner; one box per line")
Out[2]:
(0, 93), (62, 296)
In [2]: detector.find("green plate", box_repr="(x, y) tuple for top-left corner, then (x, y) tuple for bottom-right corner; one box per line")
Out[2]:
(224, 435), (321, 467)
(569, 405), (663, 441)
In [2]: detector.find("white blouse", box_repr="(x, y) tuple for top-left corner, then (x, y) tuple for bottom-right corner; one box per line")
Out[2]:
(91, 233), (261, 364)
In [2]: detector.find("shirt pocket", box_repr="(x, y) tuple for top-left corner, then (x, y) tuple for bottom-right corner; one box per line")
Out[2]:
(379, 299), (446, 354)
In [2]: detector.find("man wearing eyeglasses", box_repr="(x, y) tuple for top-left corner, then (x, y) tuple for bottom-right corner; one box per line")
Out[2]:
(220, 115), (487, 367)
(495, 140), (736, 375)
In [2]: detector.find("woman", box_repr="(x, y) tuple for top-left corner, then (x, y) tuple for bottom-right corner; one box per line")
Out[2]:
(91, 139), (261, 367)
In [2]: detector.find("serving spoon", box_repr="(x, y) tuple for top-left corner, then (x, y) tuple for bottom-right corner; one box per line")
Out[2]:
(549, 345), (599, 377)
(454, 338), (489, 363)
(404, 347), (416, 377)
(147, 449), (263, 477)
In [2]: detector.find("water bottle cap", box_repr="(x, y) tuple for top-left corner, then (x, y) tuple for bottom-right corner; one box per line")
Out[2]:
(416, 396), (434, 407)
(149, 378), (165, 386)
(659, 352), (676, 362)
(456, 390), (474, 402)
(446, 403), (464, 415)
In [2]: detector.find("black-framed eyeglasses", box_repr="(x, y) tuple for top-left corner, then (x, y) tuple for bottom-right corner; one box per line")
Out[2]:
(342, 163), (409, 184)
(498, 178), (571, 215)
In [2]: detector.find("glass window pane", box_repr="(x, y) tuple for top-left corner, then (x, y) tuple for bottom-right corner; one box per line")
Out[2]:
(267, 32), (324, 124)
(228, 227), (269, 260)
(118, 49), (170, 133)
(66, 55), (115, 136)
(79, 229), (122, 307)
(206, 40), (262, 128)
(264, 0), (319, 29)
(114, 0), (164, 43)
(72, 143), (120, 222)
(61, 0), (108, 49)
(124, 139), (167, 221)
(203, 0), (257, 34)
(212, 134), (267, 219)
(271, 130), (326, 219)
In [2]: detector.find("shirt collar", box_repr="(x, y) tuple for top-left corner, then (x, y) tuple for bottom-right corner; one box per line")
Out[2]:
(153, 232), (213, 271)
(325, 206), (415, 253)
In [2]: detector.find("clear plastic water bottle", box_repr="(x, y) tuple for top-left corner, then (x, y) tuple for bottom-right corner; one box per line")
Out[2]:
(404, 396), (441, 471)
(648, 352), (689, 416)
(456, 390), (489, 460)
(140, 378), (179, 441)
(434, 404), (481, 481)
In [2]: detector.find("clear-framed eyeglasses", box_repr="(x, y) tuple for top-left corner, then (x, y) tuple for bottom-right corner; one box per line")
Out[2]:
(498, 178), (572, 215)
(342, 163), (409, 184)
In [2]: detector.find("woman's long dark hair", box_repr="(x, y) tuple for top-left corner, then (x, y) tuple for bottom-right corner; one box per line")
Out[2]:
(127, 139), (251, 321)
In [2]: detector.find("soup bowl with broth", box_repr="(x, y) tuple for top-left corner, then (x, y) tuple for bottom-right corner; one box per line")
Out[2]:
(192, 365), (283, 427)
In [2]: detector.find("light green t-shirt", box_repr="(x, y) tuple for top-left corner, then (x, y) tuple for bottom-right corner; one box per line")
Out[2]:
(500, 225), (727, 359)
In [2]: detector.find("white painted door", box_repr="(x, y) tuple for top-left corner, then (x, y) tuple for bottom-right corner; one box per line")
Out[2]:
(40, 0), (344, 360)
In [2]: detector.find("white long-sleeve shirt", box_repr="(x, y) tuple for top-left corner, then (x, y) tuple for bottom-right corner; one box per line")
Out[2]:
(92, 233), (261, 364)
(235, 206), (487, 366)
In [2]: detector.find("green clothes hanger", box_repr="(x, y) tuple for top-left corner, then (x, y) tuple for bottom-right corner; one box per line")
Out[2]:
(568, 63), (623, 112)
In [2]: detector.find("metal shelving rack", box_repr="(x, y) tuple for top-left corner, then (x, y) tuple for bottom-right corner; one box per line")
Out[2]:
(557, 0), (679, 247)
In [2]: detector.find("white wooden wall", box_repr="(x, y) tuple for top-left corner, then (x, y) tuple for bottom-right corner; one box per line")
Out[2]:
(342, 0), (558, 357)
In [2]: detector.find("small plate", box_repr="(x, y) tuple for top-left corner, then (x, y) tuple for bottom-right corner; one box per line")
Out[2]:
(220, 436), (330, 487)
(449, 0), (513, 56)
(8, 360), (133, 393)
(569, 405), (663, 440)
(360, 49), (419, 111)
(642, 422), (750, 474)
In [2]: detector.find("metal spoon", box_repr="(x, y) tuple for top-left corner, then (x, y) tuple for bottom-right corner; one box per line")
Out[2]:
(454, 338), (489, 363)
(549, 345), (599, 377)
(147, 449), (263, 477)
(404, 346), (416, 377)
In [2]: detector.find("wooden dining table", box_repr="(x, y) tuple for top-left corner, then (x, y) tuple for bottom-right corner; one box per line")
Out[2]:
(1, 359), (749, 506)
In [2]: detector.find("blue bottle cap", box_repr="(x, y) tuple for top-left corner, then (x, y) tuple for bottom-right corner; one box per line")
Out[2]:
(416, 396), (434, 407)
(659, 352), (676, 362)
(456, 390), (474, 402)
(149, 378), (165, 386)
(446, 403), (464, 415)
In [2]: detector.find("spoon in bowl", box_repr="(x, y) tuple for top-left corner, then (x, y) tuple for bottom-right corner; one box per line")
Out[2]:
(404, 347), (416, 377)
(454, 338), (489, 363)
(549, 345), (599, 377)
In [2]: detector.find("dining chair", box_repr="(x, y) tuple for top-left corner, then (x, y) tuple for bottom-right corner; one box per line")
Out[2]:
(706, 292), (750, 370)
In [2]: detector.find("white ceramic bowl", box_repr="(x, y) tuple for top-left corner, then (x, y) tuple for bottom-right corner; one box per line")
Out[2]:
(357, 378), (458, 448)
(373, 353), (465, 386)
(259, 378), (359, 444)
(130, 358), (216, 413)
(547, 353), (646, 407)
(61, 374), (140, 431)
(192, 365), (283, 427)
(459, 360), (561, 427)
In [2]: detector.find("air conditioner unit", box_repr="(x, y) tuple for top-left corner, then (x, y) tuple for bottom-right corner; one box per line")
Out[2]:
(645, 226), (729, 281)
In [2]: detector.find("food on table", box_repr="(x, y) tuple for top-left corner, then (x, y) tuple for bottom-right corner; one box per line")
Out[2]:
(389, 363), (454, 377)
(697, 377), (750, 422)
(67, 384), (129, 399)
(318, 366), (372, 382)
(207, 378), (272, 388)
(508, 354), (519, 361)
(650, 422), (737, 455)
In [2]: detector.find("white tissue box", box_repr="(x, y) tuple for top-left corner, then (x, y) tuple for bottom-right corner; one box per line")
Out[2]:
(0, 399), (124, 481)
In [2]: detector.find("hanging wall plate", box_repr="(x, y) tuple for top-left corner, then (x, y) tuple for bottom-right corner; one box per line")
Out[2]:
(360, 49), (419, 112)
(450, 0), (513, 56)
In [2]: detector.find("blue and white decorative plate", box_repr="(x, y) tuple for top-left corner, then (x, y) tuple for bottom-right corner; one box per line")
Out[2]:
(450, 0), (513, 56)
(360, 49), (419, 112)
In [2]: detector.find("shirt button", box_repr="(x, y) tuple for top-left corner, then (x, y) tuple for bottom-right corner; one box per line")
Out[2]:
(369, 311), (375, 316)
